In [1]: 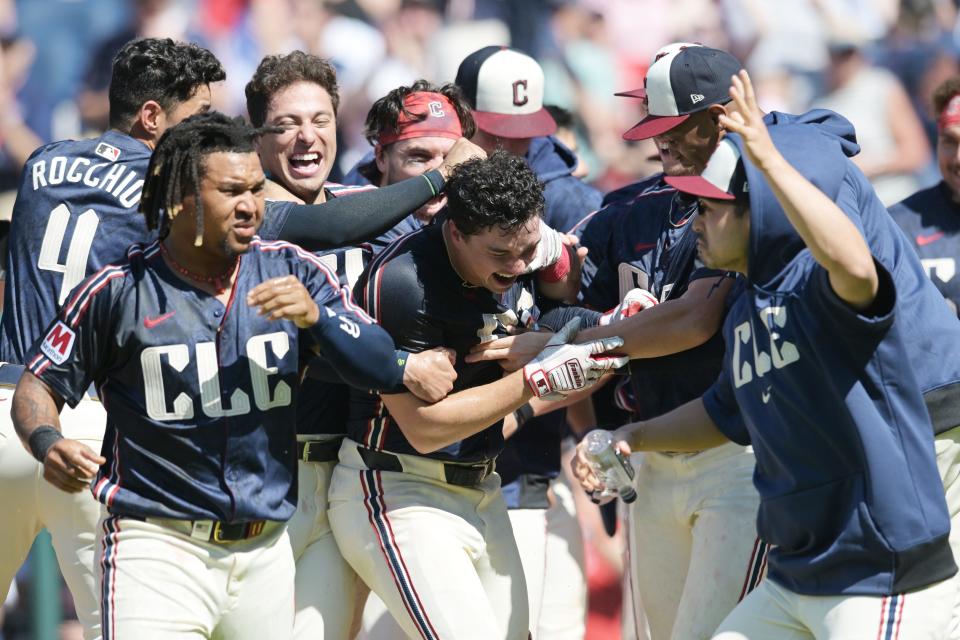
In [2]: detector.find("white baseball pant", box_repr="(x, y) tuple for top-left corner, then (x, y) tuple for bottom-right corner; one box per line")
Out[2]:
(713, 575), (956, 639)
(934, 425), (960, 640)
(536, 476), (587, 640)
(96, 515), (294, 639)
(287, 448), (361, 639)
(0, 384), (105, 639)
(626, 442), (764, 640)
(328, 438), (529, 640)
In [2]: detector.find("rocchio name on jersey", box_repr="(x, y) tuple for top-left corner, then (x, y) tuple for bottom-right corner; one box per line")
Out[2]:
(30, 154), (143, 208)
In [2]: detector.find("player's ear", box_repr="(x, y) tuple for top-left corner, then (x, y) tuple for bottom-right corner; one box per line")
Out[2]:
(707, 103), (727, 128)
(138, 100), (165, 139)
(374, 144), (388, 174)
(448, 219), (466, 244)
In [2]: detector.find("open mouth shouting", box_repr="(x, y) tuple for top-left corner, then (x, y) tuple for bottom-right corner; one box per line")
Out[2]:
(288, 152), (323, 179)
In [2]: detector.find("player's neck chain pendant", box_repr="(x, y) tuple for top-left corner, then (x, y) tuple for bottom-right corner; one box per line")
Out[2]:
(160, 242), (238, 294)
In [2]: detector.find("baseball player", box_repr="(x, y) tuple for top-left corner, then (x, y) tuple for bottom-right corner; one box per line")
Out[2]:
(243, 52), (464, 639)
(0, 37), (225, 639)
(328, 152), (626, 640)
(577, 69), (958, 639)
(469, 45), (758, 640)
(11, 112), (431, 638)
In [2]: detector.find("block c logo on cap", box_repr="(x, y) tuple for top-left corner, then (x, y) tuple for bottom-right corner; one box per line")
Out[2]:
(512, 80), (529, 106)
(429, 101), (445, 117)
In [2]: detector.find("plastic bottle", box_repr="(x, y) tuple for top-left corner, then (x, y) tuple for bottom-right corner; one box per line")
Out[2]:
(582, 429), (637, 503)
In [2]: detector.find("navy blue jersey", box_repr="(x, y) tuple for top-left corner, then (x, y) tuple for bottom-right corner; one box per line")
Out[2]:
(575, 174), (728, 420)
(703, 127), (955, 596)
(347, 223), (539, 462)
(888, 182), (960, 316)
(27, 238), (400, 522)
(1, 130), (152, 363)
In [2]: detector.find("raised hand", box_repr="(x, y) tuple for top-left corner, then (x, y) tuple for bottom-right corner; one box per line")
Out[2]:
(718, 70), (781, 172)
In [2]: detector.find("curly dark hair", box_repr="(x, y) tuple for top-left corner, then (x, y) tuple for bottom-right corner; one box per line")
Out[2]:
(245, 51), (340, 126)
(445, 151), (544, 236)
(140, 112), (275, 244)
(358, 79), (475, 183)
(109, 38), (225, 131)
(934, 76), (960, 117)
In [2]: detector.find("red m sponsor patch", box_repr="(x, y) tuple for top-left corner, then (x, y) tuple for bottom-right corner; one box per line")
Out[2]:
(40, 321), (76, 365)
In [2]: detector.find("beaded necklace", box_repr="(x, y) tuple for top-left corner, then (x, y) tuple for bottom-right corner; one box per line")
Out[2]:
(160, 242), (238, 293)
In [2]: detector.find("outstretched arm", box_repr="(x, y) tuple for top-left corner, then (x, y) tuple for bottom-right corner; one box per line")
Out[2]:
(721, 70), (879, 309)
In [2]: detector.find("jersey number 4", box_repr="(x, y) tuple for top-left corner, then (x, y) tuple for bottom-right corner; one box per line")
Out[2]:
(38, 203), (99, 305)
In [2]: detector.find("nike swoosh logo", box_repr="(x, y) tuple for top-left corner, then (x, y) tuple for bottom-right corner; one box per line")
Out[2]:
(917, 231), (944, 246)
(144, 311), (176, 329)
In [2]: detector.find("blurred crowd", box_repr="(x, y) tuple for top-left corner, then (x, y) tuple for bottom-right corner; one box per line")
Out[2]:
(2, 0), (960, 638)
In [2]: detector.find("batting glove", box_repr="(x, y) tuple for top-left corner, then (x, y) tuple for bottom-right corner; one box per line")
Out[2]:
(598, 288), (658, 326)
(523, 318), (630, 400)
(522, 220), (564, 274)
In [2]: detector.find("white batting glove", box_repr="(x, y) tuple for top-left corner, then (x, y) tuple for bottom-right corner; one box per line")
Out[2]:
(523, 318), (630, 400)
(522, 220), (564, 274)
(598, 288), (659, 326)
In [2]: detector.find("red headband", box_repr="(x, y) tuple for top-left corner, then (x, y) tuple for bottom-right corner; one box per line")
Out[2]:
(938, 93), (960, 130)
(377, 92), (463, 146)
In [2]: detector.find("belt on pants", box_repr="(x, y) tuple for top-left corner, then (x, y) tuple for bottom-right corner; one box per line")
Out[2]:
(297, 438), (342, 463)
(121, 514), (272, 544)
(357, 446), (495, 488)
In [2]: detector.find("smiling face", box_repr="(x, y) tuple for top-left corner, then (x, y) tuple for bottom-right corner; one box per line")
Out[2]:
(256, 81), (337, 203)
(169, 151), (266, 265)
(377, 135), (456, 222)
(691, 197), (750, 274)
(446, 216), (540, 293)
(653, 109), (723, 177)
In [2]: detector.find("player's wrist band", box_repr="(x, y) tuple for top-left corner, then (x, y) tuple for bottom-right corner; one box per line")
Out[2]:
(538, 243), (572, 283)
(392, 349), (410, 392)
(513, 403), (535, 429)
(28, 425), (64, 463)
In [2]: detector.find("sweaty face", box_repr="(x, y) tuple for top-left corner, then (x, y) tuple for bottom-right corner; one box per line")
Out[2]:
(653, 110), (722, 177)
(471, 128), (532, 157)
(157, 84), (213, 137)
(257, 81), (337, 203)
(938, 124), (960, 200)
(691, 198), (750, 274)
(449, 217), (541, 294)
(171, 151), (266, 261)
(377, 135), (456, 222)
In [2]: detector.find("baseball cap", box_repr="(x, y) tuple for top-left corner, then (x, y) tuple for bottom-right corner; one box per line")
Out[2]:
(623, 46), (743, 141)
(376, 92), (463, 146)
(614, 42), (704, 100)
(455, 46), (557, 139)
(665, 139), (749, 201)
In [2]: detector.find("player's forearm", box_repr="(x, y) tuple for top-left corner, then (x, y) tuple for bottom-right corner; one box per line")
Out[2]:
(12, 372), (64, 448)
(386, 370), (533, 454)
(614, 397), (729, 453)
(538, 245), (582, 304)
(755, 154), (878, 307)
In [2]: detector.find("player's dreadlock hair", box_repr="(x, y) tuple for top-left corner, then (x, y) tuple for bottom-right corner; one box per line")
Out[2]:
(140, 111), (276, 246)
(358, 79), (475, 183)
(445, 150), (544, 236)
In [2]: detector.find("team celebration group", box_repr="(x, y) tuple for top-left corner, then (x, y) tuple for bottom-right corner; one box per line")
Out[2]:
(0, 32), (959, 640)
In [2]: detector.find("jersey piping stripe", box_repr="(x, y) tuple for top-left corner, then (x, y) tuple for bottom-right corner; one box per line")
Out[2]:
(363, 228), (427, 322)
(364, 395), (389, 450)
(254, 238), (374, 324)
(62, 265), (127, 327)
(737, 537), (769, 601)
(361, 470), (440, 640)
(93, 428), (122, 506)
(99, 516), (120, 640)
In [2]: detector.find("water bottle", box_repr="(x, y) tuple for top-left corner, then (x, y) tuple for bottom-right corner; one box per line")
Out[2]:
(583, 430), (637, 503)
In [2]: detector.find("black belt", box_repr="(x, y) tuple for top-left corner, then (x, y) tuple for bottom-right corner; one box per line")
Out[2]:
(121, 514), (269, 543)
(357, 447), (495, 488)
(297, 438), (342, 463)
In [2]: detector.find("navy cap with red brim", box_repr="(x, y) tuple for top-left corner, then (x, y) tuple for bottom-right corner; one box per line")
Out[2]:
(664, 174), (735, 200)
(622, 113), (691, 140)
(473, 108), (557, 139)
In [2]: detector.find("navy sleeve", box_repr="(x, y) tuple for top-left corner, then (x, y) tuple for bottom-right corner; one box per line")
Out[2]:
(577, 208), (620, 310)
(25, 268), (122, 407)
(805, 257), (896, 334)
(294, 251), (405, 391)
(265, 171), (444, 250)
(701, 358), (751, 446)
(538, 304), (601, 331)
(359, 257), (444, 354)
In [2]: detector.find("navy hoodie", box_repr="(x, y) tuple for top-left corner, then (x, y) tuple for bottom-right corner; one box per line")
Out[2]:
(765, 110), (960, 433)
(702, 126), (956, 596)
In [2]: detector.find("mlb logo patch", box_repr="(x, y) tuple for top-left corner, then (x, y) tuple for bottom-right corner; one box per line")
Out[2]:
(40, 321), (76, 365)
(95, 142), (121, 162)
